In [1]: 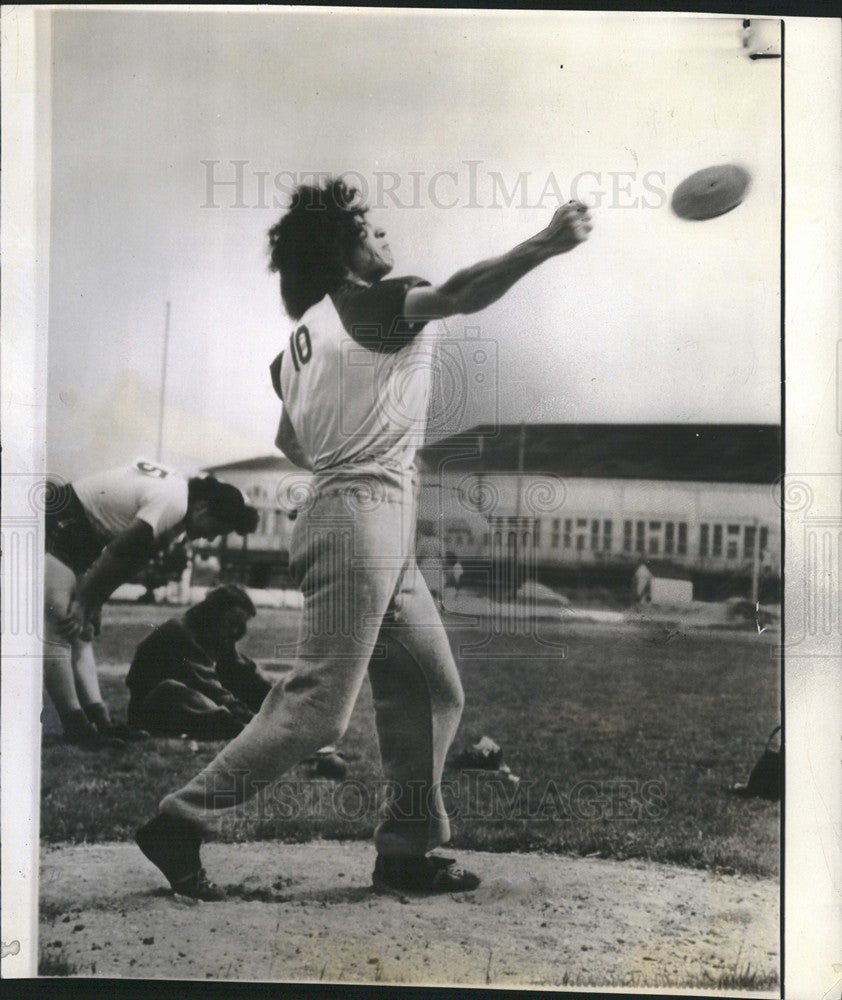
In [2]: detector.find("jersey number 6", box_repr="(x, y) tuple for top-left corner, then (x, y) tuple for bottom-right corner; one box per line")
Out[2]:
(289, 325), (312, 372)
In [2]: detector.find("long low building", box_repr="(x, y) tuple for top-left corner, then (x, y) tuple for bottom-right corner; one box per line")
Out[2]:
(205, 423), (781, 595)
(417, 424), (780, 573)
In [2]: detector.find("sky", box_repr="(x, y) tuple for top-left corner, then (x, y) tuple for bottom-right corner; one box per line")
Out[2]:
(45, 9), (782, 480)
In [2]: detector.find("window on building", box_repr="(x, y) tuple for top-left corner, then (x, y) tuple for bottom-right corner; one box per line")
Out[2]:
(576, 518), (587, 528)
(664, 522), (675, 555)
(576, 535), (585, 552)
(446, 529), (465, 550)
(725, 524), (740, 560)
(700, 524), (709, 557)
(744, 525), (756, 559)
(678, 523), (688, 556)
(712, 524), (723, 557)
(760, 526), (769, 554)
(563, 518), (572, 548)
(551, 518), (560, 548)
(603, 520), (613, 552)
(623, 520), (633, 553)
(635, 521), (645, 554)
(647, 520), (664, 556)
(590, 520), (600, 550)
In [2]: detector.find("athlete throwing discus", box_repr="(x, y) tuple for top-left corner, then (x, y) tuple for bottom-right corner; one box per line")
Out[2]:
(137, 179), (592, 899)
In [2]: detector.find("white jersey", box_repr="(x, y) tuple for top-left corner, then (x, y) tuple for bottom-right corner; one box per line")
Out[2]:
(72, 459), (189, 541)
(273, 278), (438, 485)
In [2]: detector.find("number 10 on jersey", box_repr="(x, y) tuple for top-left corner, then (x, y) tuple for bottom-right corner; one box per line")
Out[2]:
(289, 324), (312, 371)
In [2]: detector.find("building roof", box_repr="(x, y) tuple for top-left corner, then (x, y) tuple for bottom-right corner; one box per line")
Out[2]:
(418, 424), (781, 485)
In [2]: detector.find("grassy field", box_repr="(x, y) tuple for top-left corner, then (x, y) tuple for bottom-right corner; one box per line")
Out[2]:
(41, 603), (780, 877)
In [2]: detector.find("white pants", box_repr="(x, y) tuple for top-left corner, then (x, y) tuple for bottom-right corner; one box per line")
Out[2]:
(162, 481), (464, 856)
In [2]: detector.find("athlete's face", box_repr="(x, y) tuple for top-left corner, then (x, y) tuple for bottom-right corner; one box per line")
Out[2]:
(347, 219), (393, 283)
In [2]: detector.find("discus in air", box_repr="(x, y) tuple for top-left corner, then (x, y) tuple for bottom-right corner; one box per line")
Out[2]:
(670, 164), (752, 221)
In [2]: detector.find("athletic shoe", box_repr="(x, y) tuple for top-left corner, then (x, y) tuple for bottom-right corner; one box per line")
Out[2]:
(372, 854), (480, 893)
(169, 868), (226, 902)
(135, 813), (225, 901)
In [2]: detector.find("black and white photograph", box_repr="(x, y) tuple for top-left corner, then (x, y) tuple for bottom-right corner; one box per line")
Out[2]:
(1, 5), (840, 996)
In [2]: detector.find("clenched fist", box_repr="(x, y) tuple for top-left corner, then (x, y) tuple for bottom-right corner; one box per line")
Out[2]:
(542, 200), (593, 254)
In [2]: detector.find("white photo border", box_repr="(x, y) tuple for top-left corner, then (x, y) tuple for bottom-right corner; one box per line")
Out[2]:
(1, 6), (840, 997)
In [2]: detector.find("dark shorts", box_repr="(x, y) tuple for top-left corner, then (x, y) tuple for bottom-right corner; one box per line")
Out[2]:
(44, 484), (105, 576)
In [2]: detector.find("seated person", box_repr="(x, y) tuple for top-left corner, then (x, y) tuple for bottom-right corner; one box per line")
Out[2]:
(126, 585), (267, 740)
(127, 586), (347, 776)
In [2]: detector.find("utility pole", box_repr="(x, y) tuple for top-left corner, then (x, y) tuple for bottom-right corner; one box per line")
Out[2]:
(156, 300), (171, 463)
(750, 517), (762, 605)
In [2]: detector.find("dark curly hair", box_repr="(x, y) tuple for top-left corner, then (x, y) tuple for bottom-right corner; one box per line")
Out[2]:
(187, 476), (259, 535)
(187, 584), (256, 626)
(267, 177), (369, 319)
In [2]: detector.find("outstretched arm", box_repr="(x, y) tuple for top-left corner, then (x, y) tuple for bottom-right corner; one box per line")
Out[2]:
(404, 201), (592, 319)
